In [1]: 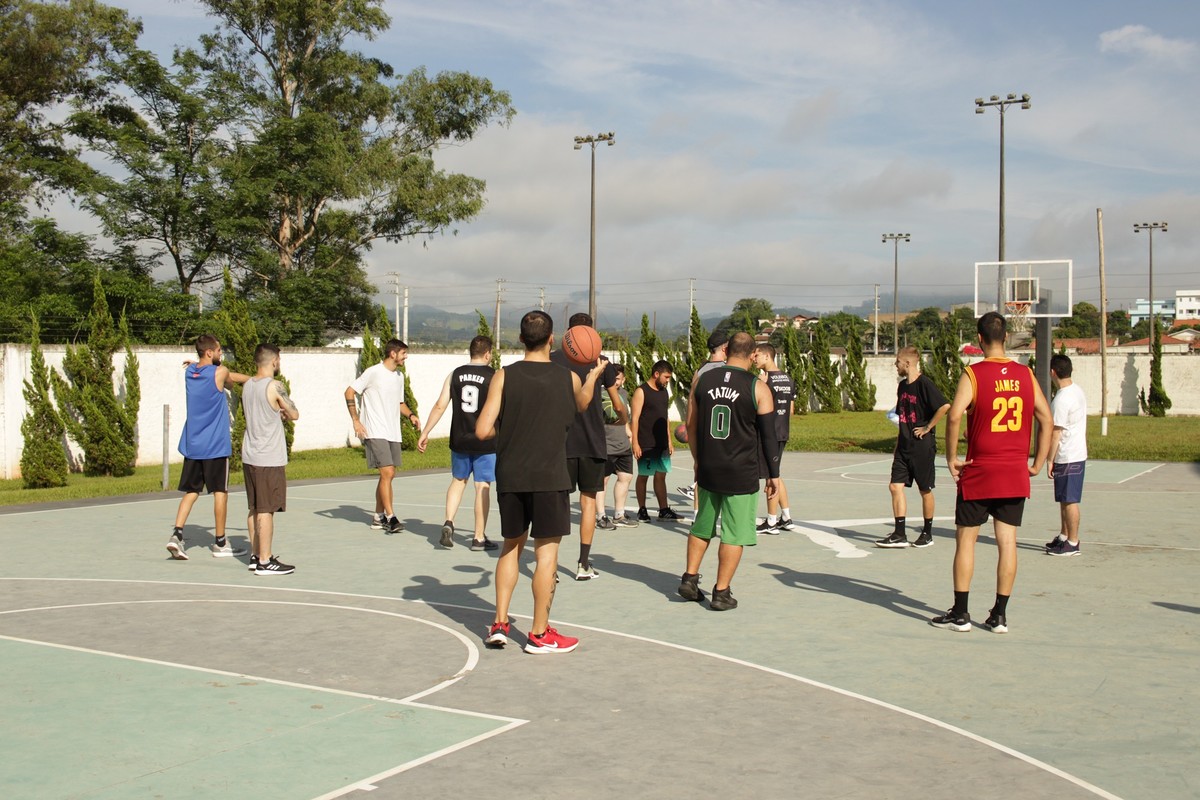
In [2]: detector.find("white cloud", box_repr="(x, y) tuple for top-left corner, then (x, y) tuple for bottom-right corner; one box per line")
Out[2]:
(829, 159), (953, 212)
(1099, 25), (1196, 67)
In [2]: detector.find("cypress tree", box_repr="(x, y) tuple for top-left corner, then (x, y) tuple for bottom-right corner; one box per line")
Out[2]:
(923, 317), (964, 401)
(1145, 323), (1172, 417)
(51, 275), (140, 477)
(810, 322), (841, 413)
(476, 310), (500, 370)
(842, 327), (876, 411)
(781, 323), (809, 415)
(20, 315), (70, 488)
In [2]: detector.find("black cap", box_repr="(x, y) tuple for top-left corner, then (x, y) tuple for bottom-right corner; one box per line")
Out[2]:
(706, 331), (729, 351)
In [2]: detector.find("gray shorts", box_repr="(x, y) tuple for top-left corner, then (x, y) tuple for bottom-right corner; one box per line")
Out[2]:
(365, 439), (403, 469)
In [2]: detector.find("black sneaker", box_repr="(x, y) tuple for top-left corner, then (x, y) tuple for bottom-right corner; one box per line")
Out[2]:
(678, 573), (704, 602)
(370, 512), (386, 530)
(658, 507), (683, 521)
(596, 515), (616, 530)
(471, 537), (498, 551)
(875, 531), (910, 549)
(710, 586), (738, 611)
(386, 516), (404, 534)
(1047, 539), (1081, 557)
(254, 556), (295, 576)
(983, 608), (1008, 634)
(756, 519), (779, 535)
(637, 507), (652, 523)
(930, 608), (971, 632)
(773, 518), (796, 532)
(440, 521), (455, 548)
(912, 531), (934, 548)
(1045, 535), (1065, 551)
(248, 554), (258, 572)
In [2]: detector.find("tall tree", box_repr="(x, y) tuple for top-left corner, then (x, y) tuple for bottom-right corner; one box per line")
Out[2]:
(1055, 302), (1101, 339)
(192, 0), (515, 274)
(20, 314), (70, 487)
(719, 297), (773, 337)
(1107, 309), (1131, 340)
(841, 326), (876, 411)
(50, 273), (140, 476)
(779, 322), (809, 415)
(476, 310), (500, 370)
(809, 322), (840, 413)
(1140, 323), (1172, 417)
(923, 317), (964, 401)
(632, 313), (659, 383)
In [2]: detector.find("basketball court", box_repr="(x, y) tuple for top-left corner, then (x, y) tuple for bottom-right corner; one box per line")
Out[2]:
(1, 450), (1196, 799)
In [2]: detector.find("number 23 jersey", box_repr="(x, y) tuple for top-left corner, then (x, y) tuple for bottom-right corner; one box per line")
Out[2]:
(960, 358), (1035, 500)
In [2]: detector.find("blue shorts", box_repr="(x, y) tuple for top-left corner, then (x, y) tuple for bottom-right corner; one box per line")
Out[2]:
(451, 451), (496, 483)
(1053, 461), (1085, 504)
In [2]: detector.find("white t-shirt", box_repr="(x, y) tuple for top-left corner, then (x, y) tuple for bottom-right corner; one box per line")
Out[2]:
(1051, 382), (1087, 464)
(351, 362), (406, 443)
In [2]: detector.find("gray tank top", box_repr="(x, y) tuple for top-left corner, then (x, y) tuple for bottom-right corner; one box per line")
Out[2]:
(241, 377), (287, 467)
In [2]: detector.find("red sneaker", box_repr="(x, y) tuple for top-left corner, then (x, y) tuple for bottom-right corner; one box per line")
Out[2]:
(485, 621), (510, 647)
(524, 626), (579, 655)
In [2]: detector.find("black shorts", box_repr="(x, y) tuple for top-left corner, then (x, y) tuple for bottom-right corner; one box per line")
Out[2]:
(243, 465), (287, 514)
(605, 453), (633, 476)
(567, 456), (606, 493)
(498, 491), (572, 540)
(891, 447), (936, 491)
(178, 457), (229, 494)
(955, 495), (1025, 528)
(758, 441), (787, 480)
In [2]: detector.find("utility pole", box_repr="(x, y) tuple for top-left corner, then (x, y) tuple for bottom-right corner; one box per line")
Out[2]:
(494, 279), (506, 350)
(1134, 221), (1168, 354)
(882, 233), (910, 353)
(386, 272), (402, 338)
(402, 286), (409, 343)
(539, 286), (545, 310)
(1097, 209), (1109, 436)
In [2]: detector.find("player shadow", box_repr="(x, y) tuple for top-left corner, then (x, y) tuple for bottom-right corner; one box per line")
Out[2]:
(587, 552), (696, 603)
(400, 566), (496, 637)
(1153, 602), (1200, 615)
(759, 563), (942, 621)
(312, 504), (372, 526)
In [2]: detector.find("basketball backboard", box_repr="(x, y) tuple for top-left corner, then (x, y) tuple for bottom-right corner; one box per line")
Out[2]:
(973, 260), (1073, 322)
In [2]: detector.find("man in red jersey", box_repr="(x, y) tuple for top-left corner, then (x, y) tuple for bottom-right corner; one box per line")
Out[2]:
(931, 311), (1051, 635)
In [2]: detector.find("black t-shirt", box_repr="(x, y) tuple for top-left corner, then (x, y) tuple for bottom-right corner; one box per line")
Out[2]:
(550, 349), (617, 459)
(763, 370), (794, 441)
(635, 382), (671, 456)
(895, 374), (948, 453)
(694, 366), (761, 495)
(496, 361), (576, 493)
(449, 363), (495, 455)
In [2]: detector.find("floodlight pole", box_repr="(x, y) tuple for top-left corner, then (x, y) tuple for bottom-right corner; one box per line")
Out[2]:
(976, 93), (1030, 311)
(1134, 222), (1167, 354)
(574, 131), (616, 322)
(882, 233), (910, 353)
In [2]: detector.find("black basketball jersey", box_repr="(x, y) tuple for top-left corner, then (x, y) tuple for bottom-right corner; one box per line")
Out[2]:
(495, 361), (576, 493)
(694, 366), (761, 495)
(763, 370), (795, 441)
(450, 363), (495, 455)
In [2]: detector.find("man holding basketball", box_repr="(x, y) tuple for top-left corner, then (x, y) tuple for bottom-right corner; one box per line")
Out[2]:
(679, 332), (780, 610)
(476, 311), (603, 654)
(550, 313), (623, 581)
(632, 359), (680, 523)
(417, 335), (498, 551)
(932, 312), (1051, 634)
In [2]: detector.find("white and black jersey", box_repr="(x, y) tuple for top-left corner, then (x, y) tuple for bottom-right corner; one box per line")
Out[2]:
(693, 366), (761, 495)
(763, 370), (794, 441)
(450, 364), (495, 455)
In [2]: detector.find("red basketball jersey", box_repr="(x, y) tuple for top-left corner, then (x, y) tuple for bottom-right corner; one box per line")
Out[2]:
(958, 358), (1035, 500)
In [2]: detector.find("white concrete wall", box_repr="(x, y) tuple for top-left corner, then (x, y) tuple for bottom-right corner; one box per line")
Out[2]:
(3, 345), (1196, 478)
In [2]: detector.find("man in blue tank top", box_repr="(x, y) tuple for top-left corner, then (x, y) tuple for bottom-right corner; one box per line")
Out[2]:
(166, 335), (250, 561)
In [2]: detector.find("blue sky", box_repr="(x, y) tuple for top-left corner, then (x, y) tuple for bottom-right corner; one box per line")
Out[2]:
(116, 1), (1199, 329)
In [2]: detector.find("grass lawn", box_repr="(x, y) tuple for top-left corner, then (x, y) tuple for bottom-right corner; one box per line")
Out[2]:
(2, 414), (1195, 508)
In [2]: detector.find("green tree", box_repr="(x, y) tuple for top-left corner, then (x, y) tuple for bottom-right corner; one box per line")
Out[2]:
(50, 274), (140, 476)
(1107, 309), (1131, 340)
(20, 314), (70, 487)
(0, 0), (140, 205)
(809, 322), (840, 413)
(900, 306), (944, 350)
(476, 310), (500, 370)
(719, 297), (773, 337)
(633, 313), (659, 383)
(1055, 302), (1101, 339)
(212, 268), (257, 468)
(668, 306), (708, 402)
(841, 325), (876, 411)
(193, 0), (514, 274)
(923, 317), (964, 400)
(1139, 324), (1172, 417)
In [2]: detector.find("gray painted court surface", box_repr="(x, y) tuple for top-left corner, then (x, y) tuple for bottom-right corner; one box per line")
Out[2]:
(1, 453), (1197, 799)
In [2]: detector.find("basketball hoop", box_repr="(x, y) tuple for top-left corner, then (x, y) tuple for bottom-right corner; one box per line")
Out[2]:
(1004, 300), (1032, 331)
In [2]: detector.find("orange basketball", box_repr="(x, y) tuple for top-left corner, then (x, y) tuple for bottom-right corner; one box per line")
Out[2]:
(563, 325), (603, 364)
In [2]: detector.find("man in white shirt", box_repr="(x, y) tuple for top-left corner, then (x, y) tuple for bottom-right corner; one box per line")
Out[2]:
(1046, 354), (1087, 557)
(345, 339), (421, 533)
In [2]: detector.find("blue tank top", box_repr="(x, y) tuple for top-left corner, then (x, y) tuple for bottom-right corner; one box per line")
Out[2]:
(178, 364), (231, 459)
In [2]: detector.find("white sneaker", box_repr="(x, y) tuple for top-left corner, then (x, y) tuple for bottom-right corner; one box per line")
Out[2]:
(210, 541), (248, 557)
(575, 562), (599, 581)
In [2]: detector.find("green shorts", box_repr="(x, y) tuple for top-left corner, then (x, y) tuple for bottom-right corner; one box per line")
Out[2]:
(690, 488), (758, 547)
(637, 452), (672, 477)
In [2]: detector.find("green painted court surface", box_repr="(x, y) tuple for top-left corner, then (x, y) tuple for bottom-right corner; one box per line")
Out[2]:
(1, 636), (512, 800)
(0, 454), (1197, 799)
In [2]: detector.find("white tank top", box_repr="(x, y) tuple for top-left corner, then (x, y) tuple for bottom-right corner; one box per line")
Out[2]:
(241, 377), (287, 467)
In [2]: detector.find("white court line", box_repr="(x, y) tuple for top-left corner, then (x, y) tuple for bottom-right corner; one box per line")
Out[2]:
(1117, 463), (1164, 484)
(0, 598), (528, 800)
(0, 577), (1122, 800)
